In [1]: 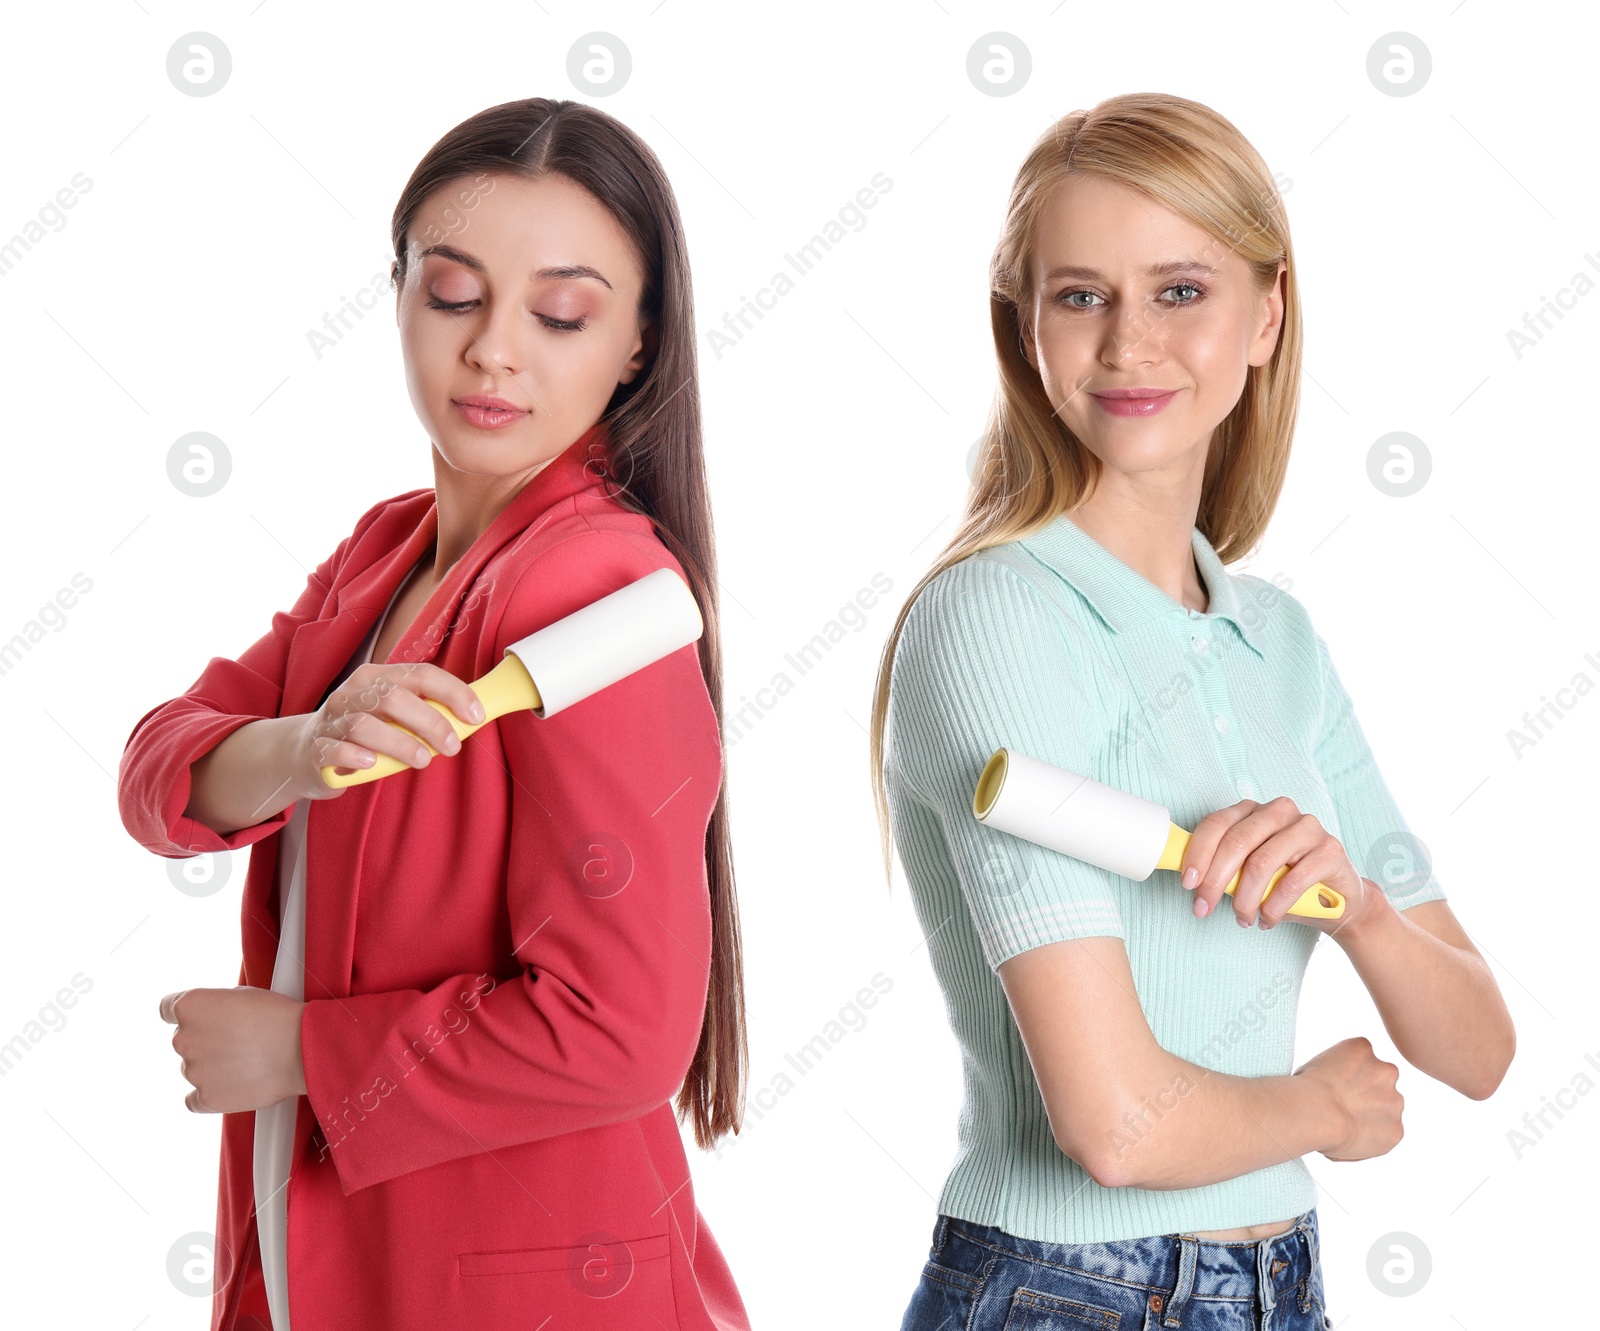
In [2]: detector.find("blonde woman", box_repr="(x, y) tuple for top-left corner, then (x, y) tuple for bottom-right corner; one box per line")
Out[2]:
(872, 93), (1512, 1330)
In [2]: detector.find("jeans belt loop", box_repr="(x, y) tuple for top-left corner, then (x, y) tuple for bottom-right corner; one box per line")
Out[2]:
(1255, 1235), (1279, 1331)
(1298, 1212), (1317, 1312)
(1159, 1233), (1199, 1327)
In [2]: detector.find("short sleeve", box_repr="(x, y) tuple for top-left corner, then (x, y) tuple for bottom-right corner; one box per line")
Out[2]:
(887, 557), (1126, 971)
(1312, 629), (1447, 911)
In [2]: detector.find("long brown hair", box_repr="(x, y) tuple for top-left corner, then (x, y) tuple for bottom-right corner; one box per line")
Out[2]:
(868, 92), (1303, 887)
(390, 98), (745, 1149)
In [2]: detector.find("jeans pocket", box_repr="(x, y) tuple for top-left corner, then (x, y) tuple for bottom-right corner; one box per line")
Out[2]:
(900, 1256), (994, 1331)
(998, 1284), (1122, 1330)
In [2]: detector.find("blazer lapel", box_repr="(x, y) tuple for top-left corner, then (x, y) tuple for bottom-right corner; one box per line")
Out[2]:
(280, 513), (435, 720)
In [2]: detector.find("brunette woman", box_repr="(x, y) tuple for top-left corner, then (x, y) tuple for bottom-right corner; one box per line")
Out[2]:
(120, 98), (750, 1331)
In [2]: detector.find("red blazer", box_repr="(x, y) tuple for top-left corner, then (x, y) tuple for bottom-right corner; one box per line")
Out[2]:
(118, 421), (750, 1331)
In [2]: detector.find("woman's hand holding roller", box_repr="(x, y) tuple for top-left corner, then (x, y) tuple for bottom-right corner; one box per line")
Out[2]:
(1178, 795), (1376, 937)
(292, 662), (486, 796)
(1182, 799), (1410, 1163)
(182, 664), (486, 832)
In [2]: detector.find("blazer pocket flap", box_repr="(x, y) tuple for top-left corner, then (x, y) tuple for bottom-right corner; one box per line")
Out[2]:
(459, 1231), (670, 1278)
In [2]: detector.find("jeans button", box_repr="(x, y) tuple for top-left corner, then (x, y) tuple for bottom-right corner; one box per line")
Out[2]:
(1149, 1292), (1164, 1311)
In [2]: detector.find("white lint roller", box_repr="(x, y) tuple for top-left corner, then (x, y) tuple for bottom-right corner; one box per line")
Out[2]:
(322, 566), (704, 789)
(971, 747), (1344, 920)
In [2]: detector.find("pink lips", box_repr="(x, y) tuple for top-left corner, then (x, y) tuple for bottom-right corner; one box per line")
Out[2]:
(1090, 387), (1179, 418)
(452, 394), (530, 429)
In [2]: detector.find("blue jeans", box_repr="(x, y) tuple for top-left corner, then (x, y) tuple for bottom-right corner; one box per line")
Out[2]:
(899, 1207), (1332, 1330)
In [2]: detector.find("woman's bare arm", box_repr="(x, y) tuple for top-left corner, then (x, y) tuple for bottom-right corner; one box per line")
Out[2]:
(1331, 893), (1514, 1100)
(181, 663), (484, 839)
(182, 715), (307, 838)
(1000, 936), (1355, 1190)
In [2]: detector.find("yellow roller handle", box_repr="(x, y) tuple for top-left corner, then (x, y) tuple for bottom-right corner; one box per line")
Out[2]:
(318, 653), (541, 790)
(1155, 824), (1345, 920)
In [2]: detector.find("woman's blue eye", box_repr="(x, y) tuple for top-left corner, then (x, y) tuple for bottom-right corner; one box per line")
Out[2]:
(1057, 282), (1206, 309)
(424, 296), (587, 331)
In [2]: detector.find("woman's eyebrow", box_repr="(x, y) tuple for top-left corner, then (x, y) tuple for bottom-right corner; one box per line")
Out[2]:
(419, 243), (488, 273)
(536, 263), (613, 289)
(418, 244), (613, 289)
(1044, 259), (1219, 280)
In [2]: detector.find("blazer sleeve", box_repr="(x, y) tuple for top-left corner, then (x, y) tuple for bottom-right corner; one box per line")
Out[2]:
(116, 522), (364, 859)
(1311, 627), (1448, 911)
(887, 556), (1126, 973)
(297, 530), (722, 1196)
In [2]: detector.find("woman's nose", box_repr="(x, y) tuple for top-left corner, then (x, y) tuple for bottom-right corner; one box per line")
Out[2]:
(1102, 298), (1163, 367)
(464, 302), (523, 377)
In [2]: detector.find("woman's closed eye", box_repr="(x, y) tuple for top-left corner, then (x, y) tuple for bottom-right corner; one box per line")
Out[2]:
(1055, 281), (1208, 310)
(425, 295), (588, 331)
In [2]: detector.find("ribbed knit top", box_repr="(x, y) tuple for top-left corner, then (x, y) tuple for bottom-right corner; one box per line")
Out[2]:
(884, 510), (1447, 1244)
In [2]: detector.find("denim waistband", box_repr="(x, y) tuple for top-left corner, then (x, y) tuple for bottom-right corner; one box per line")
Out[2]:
(937, 1206), (1322, 1322)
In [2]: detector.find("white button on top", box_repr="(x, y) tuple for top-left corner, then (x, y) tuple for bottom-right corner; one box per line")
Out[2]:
(1213, 714), (1230, 734)
(1191, 636), (1209, 656)
(1236, 778), (1253, 798)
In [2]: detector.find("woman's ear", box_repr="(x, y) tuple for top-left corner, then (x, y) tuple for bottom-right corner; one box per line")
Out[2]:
(1247, 260), (1288, 368)
(619, 319), (658, 386)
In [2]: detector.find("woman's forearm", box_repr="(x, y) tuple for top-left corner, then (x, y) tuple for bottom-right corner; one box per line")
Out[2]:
(1332, 889), (1513, 1099)
(183, 714), (306, 837)
(1090, 1055), (1342, 1190)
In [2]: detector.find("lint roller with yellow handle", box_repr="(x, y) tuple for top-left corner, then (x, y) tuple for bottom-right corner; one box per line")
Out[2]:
(320, 567), (704, 790)
(970, 747), (1344, 921)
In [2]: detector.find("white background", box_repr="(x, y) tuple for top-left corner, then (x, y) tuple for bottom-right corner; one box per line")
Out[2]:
(1, 2), (1594, 1327)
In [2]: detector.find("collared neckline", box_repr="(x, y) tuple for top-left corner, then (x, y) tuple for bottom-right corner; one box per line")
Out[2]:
(1016, 509), (1267, 658)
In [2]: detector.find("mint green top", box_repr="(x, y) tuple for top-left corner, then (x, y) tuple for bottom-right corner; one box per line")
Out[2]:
(885, 511), (1447, 1244)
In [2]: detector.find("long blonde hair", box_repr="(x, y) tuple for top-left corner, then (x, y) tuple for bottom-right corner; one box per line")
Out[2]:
(868, 91), (1303, 887)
